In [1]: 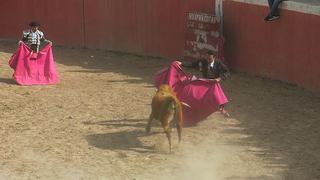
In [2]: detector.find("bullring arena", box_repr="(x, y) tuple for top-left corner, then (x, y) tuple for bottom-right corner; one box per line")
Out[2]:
(0, 40), (319, 180)
(1, 0), (320, 179)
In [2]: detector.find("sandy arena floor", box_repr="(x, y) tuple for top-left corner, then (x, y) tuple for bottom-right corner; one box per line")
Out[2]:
(0, 40), (319, 180)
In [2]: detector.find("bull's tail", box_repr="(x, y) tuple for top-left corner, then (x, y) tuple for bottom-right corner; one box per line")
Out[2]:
(161, 96), (183, 128)
(173, 98), (183, 143)
(158, 96), (183, 152)
(164, 96), (183, 143)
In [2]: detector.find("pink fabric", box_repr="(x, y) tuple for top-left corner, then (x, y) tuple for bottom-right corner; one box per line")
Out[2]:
(154, 61), (228, 126)
(9, 42), (59, 85)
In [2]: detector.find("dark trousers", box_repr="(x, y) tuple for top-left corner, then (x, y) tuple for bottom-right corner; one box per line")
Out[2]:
(29, 44), (39, 52)
(267, 0), (283, 17)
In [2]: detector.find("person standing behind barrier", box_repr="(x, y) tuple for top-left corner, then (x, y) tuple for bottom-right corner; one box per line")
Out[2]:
(264, 0), (287, 21)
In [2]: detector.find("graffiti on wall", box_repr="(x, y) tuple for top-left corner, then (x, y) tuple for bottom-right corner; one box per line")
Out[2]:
(184, 12), (222, 60)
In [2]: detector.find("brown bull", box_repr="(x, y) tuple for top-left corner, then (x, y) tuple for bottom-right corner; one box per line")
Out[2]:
(146, 84), (183, 152)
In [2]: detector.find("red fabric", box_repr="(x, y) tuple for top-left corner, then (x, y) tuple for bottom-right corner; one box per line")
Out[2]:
(154, 61), (229, 126)
(9, 42), (59, 86)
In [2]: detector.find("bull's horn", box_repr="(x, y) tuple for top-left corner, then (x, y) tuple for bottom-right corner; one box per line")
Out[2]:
(181, 102), (191, 108)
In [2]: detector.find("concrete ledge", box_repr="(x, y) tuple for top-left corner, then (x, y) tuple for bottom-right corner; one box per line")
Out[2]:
(230, 0), (320, 16)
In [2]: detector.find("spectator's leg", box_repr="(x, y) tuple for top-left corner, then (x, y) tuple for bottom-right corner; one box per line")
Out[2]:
(265, 0), (276, 20)
(267, 0), (274, 9)
(269, 0), (282, 17)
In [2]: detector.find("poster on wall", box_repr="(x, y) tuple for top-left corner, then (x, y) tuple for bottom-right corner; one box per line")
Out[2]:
(184, 12), (223, 61)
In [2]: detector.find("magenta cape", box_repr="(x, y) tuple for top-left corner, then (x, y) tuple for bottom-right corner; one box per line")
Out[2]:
(154, 61), (228, 126)
(9, 42), (59, 85)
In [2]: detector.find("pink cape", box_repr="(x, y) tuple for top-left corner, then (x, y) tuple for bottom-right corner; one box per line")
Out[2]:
(154, 61), (228, 126)
(8, 42), (59, 85)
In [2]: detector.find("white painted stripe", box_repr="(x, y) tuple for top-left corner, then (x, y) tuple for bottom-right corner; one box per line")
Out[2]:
(230, 0), (320, 16)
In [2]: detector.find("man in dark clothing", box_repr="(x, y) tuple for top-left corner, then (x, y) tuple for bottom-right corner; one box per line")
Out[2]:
(179, 50), (231, 117)
(197, 51), (230, 82)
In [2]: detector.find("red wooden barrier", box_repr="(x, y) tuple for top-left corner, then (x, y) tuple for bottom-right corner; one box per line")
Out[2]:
(223, 1), (320, 90)
(0, 0), (215, 58)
